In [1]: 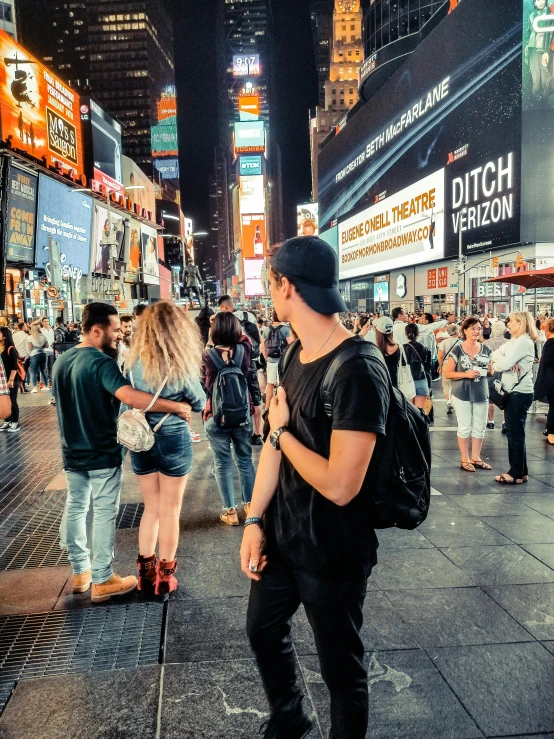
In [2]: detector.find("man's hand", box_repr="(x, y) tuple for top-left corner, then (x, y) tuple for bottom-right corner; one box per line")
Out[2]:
(240, 524), (267, 581)
(269, 385), (290, 431)
(175, 402), (192, 422)
(542, 52), (549, 68)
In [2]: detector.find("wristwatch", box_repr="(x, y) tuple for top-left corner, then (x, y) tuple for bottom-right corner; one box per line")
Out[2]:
(269, 426), (288, 451)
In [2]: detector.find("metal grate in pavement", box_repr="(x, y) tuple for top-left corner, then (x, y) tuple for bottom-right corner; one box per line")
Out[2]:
(116, 502), (144, 529)
(0, 602), (165, 715)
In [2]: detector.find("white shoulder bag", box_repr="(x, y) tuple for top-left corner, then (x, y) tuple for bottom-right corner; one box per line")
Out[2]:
(397, 344), (416, 401)
(117, 371), (171, 452)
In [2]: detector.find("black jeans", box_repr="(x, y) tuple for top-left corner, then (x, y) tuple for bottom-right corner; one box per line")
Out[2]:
(247, 551), (368, 739)
(8, 378), (20, 423)
(504, 391), (534, 479)
(547, 394), (554, 434)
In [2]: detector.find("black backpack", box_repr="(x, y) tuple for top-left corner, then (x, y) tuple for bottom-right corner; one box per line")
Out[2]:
(280, 340), (431, 530)
(208, 344), (250, 429)
(240, 312), (261, 359)
(265, 325), (288, 359)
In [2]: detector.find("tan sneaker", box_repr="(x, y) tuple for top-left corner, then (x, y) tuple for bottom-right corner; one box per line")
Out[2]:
(91, 573), (138, 603)
(72, 569), (92, 593)
(219, 508), (239, 526)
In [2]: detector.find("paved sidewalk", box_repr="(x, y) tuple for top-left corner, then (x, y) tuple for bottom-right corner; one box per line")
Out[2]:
(1, 391), (554, 738)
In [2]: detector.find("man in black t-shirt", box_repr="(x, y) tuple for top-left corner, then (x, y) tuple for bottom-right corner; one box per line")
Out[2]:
(240, 237), (389, 739)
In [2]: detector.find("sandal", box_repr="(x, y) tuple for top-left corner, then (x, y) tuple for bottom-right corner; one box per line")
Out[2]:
(495, 474), (523, 485)
(460, 461), (476, 472)
(471, 460), (492, 470)
(220, 508), (240, 526)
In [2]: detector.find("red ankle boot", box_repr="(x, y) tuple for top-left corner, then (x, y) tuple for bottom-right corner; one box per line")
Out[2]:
(136, 554), (157, 596)
(155, 559), (178, 602)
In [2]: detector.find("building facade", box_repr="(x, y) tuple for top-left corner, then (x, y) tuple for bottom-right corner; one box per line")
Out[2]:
(0, 0), (16, 38)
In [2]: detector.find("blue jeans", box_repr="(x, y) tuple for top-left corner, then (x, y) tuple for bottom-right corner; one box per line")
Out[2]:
(29, 353), (48, 388)
(205, 416), (255, 509)
(60, 466), (123, 583)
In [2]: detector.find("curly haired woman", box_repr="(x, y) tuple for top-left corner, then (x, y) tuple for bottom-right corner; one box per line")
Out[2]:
(125, 301), (205, 600)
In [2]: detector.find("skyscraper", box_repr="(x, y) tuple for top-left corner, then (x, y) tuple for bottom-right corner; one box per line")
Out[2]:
(0, 0), (16, 38)
(19, 0), (175, 173)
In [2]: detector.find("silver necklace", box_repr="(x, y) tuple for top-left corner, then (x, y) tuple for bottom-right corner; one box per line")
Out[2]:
(304, 321), (342, 362)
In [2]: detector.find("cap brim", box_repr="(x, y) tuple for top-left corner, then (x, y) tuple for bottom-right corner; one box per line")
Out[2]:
(299, 284), (347, 315)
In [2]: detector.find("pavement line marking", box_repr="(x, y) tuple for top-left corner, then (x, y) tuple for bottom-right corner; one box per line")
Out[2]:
(156, 663), (165, 739)
(430, 427), (458, 431)
(431, 488), (442, 496)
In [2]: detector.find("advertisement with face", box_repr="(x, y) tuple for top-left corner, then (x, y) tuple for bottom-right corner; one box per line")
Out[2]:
(339, 169), (444, 280)
(297, 203), (319, 236)
(0, 30), (83, 177)
(35, 174), (93, 278)
(241, 214), (266, 258)
(124, 219), (142, 283)
(122, 156), (156, 217)
(318, 0), (521, 258)
(141, 224), (159, 285)
(7, 165), (37, 264)
(244, 258), (265, 296)
(239, 175), (265, 215)
(91, 203), (126, 275)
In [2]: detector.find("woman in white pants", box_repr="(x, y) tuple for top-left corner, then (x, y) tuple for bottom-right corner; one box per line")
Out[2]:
(444, 316), (493, 472)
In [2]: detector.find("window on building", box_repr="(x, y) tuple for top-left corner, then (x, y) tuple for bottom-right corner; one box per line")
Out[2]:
(341, 35), (346, 41)
(351, 35), (356, 41)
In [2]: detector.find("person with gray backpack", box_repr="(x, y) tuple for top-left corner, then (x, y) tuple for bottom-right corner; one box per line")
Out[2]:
(262, 311), (293, 408)
(202, 312), (256, 526)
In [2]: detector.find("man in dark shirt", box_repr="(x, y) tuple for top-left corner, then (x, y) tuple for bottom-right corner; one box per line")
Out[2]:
(53, 303), (192, 603)
(240, 237), (389, 739)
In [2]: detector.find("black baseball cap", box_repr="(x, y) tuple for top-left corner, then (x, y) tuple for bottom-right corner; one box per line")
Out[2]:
(270, 236), (347, 315)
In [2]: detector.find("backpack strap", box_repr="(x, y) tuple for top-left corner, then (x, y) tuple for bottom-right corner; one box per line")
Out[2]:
(208, 347), (227, 372)
(232, 343), (245, 369)
(320, 341), (387, 419)
(278, 338), (301, 380)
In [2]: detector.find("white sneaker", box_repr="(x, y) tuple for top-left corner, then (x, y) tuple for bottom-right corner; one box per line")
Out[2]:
(7, 423), (20, 433)
(31, 388), (38, 393)
(191, 431), (201, 443)
(0, 422), (9, 431)
(40, 387), (49, 392)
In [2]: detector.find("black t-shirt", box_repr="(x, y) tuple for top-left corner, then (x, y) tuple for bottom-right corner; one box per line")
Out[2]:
(52, 346), (130, 471)
(264, 336), (389, 580)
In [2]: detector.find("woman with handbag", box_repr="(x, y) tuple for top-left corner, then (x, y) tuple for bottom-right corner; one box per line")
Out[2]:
(373, 316), (417, 400)
(125, 302), (205, 600)
(534, 317), (554, 445)
(404, 323), (432, 409)
(490, 312), (537, 484)
(444, 317), (493, 472)
(438, 324), (461, 414)
(0, 327), (22, 432)
(27, 320), (49, 393)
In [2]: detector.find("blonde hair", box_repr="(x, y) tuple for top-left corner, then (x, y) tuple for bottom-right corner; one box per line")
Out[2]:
(126, 301), (203, 388)
(510, 311), (538, 342)
(30, 321), (43, 342)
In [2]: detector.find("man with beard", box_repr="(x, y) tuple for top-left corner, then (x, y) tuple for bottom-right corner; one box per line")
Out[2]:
(53, 303), (193, 603)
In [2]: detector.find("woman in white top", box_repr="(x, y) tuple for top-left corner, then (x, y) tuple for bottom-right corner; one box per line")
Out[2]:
(27, 321), (49, 393)
(490, 312), (537, 484)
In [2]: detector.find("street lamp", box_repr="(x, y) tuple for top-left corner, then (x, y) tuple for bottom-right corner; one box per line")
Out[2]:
(456, 207), (467, 317)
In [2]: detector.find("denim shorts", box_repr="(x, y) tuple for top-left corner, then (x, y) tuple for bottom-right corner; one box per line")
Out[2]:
(414, 378), (430, 397)
(130, 426), (193, 477)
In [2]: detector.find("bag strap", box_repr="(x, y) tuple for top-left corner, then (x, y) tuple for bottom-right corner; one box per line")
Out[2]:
(208, 343), (245, 371)
(443, 339), (461, 362)
(233, 343), (245, 369)
(130, 369), (170, 414)
(398, 343), (409, 367)
(207, 347), (227, 371)
(510, 359), (534, 391)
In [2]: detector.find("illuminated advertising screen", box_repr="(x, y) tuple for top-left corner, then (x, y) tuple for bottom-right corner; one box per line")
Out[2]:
(91, 203), (126, 275)
(239, 175), (265, 215)
(319, 224), (338, 255)
(233, 54), (261, 76)
(318, 0), (521, 269)
(154, 158), (179, 181)
(239, 155), (262, 177)
(124, 219), (142, 283)
(141, 223), (159, 285)
(151, 85), (179, 185)
(36, 174), (93, 277)
(80, 98), (123, 193)
(122, 156), (156, 217)
(234, 121), (265, 154)
(339, 169), (445, 280)
(373, 278), (389, 303)
(6, 164), (37, 264)
(0, 30), (83, 177)
(241, 214), (266, 258)
(244, 258), (265, 296)
(184, 217), (193, 253)
(297, 203), (319, 236)
(238, 93), (260, 121)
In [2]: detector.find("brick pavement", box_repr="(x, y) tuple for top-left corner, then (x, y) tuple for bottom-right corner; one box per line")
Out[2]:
(1, 392), (554, 737)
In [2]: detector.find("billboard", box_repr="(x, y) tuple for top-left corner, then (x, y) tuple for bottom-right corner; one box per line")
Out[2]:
(122, 156), (156, 218)
(244, 258), (265, 296)
(318, 0), (521, 262)
(239, 155), (262, 177)
(239, 175), (265, 215)
(319, 223), (338, 255)
(80, 97), (123, 193)
(297, 203), (319, 236)
(91, 203), (126, 275)
(141, 223), (159, 285)
(238, 93), (260, 121)
(374, 276), (390, 303)
(154, 158), (179, 181)
(234, 121), (265, 154)
(36, 174), (93, 278)
(241, 214), (266, 258)
(233, 54), (261, 76)
(339, 169), (445, 280)
(0, 30), (83, 177)
(151, 86), (179, 183)
(124, 219), (142, 283)
(6, 164), (37, 264)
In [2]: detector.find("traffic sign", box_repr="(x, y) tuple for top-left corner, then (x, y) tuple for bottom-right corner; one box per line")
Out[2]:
(46, 286), (59, 299)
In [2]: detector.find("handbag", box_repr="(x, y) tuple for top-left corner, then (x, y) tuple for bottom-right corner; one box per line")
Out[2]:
(8, 346), (25, 382)
(489, 365), (532, 410)
(117, 371), (171, 452)
(397, 344), (416, 401)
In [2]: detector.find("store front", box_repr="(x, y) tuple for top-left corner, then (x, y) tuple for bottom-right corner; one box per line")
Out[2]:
(390, 268), (415, 313)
